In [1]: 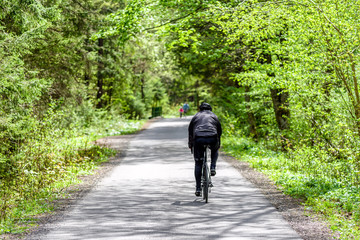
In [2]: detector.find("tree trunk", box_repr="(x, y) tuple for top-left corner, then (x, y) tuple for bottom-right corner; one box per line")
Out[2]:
(140, 69), (145, 100)
(244, 86), (258, 139)
(195, 80), (200, 111)
(107, 81), (113, 106)
(84, 38), (91, 87)
(270, 88), (290, 130)
(96, 38), (104, 108)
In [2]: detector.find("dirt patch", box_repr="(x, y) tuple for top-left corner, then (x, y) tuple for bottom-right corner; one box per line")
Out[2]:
(222, 153), (336, 240)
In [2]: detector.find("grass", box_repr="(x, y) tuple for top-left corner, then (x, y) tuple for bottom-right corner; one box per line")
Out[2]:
(0, 145), (116, 236)
(0, 118), (145, 236)
(222, 134), (360, 239)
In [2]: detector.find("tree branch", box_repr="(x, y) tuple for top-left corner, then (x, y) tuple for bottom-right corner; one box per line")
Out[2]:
(144, 6), (203, 31)
(308, 0), (343, 36)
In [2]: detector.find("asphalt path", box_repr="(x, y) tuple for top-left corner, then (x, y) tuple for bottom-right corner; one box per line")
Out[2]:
(42, 117), (301, 240)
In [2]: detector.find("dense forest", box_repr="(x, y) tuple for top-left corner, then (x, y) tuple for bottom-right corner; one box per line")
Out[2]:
(1, 0), (360, 238)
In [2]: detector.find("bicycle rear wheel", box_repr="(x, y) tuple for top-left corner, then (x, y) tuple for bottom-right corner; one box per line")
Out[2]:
(202, 147), (209, 203)
(202, 165), (209, 203)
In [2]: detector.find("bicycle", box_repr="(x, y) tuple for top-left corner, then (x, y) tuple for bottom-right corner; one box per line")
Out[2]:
(201, 145), (213, 203)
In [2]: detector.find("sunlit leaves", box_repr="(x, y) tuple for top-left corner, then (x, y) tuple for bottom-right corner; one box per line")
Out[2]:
(95, 0), (145, 44)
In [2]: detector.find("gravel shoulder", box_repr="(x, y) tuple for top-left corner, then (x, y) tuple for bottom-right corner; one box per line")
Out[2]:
(4, 119), (334, 240)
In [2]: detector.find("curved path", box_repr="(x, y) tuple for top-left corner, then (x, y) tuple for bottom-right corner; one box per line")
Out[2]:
(41, 118), (301, 240)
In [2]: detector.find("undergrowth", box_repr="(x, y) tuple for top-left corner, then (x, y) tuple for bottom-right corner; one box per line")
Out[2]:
(222, 134), (360, 239)
(0, 115), (145, 236)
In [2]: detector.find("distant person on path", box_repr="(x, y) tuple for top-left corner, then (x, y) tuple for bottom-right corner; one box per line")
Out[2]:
(179, 107), (184, 118)
(183, 102), (190, 116)
(188, 102), (222, 197)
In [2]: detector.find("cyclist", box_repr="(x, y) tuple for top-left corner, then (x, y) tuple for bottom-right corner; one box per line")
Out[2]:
(179, 107), (184, 118)
(183, 102), (190, 116)
(188, 102), (222, 197)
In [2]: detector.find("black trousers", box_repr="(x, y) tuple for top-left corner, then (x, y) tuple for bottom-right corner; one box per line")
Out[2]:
(193, 136), (218, 189)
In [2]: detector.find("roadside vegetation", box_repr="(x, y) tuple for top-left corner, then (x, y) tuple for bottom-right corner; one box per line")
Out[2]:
(1, 0), (360, 238)
(0, 109), (144, 234)
(222, 134), (360, 238)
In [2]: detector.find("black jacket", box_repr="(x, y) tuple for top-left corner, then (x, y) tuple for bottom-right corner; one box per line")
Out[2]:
(188, 110), (222, 148)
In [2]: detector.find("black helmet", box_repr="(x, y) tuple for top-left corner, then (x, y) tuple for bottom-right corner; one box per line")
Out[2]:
(199, 102), (212, 111)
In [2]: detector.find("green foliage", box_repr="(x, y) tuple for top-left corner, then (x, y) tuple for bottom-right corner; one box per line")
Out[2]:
(0, 105), (144, 234)
(0, 141), (117, 234)
(2, 0), (360, 238)
(222, 134), (360, 238)
(96, 0), (144, 43)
